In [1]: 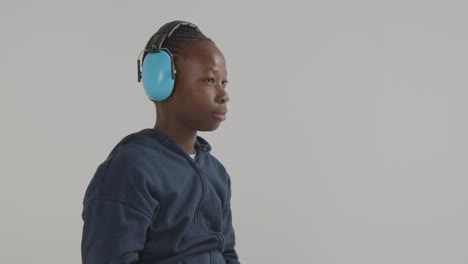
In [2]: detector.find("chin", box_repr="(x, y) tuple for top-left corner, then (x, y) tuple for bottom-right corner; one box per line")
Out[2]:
(197, 122), (222, 132)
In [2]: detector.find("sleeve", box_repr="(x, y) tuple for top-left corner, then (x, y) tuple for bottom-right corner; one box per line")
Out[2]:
(81, 199), (153, 264)
(222, 176), (241, 264)
(81, 147), (159, 264)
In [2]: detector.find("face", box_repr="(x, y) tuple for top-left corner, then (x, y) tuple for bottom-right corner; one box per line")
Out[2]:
(166, 41), (229, 132)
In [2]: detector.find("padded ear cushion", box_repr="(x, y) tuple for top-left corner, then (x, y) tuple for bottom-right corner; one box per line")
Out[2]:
(142, 50), (175, 101)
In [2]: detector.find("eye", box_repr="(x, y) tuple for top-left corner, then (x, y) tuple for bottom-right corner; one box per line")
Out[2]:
(222, 80), (229, 87)
(204, 77), (215, 84)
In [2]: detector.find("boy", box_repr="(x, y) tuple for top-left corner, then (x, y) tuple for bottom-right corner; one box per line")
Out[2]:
(81, 20), (240, 264)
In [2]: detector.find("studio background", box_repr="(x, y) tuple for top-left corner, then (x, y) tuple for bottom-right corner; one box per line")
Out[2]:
(1, 0), (467, 263)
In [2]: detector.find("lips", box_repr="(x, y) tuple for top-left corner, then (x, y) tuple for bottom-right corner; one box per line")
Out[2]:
(213, 111), (227, 121)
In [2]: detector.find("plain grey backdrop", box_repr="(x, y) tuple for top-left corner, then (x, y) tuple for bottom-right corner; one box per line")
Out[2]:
(1, 0), (467, 263)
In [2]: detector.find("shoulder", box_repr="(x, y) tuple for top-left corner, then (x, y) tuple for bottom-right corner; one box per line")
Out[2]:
(101, 130), (170, 182)
(196, 135), (228, 172)
(207, 153), (228, 173)
(84, 131), (165, 205)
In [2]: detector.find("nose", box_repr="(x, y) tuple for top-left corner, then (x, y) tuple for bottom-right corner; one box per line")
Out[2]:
(215, 85), (229, 104)
(218, 93), (229, 104)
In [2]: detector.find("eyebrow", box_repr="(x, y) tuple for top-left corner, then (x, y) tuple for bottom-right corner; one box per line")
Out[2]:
(204, 67), (227, 75)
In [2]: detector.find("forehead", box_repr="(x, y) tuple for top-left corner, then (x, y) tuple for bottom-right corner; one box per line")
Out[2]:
(178, 41), (226, 73)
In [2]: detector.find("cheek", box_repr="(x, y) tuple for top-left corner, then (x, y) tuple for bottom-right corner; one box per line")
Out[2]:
(186, 85), (216, 105)
(174, 78), (216, 110)
(199, 88), (217, 103)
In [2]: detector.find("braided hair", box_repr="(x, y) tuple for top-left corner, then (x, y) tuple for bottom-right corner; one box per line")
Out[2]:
(142, 24), (212, 65)
(140, 23), (214, 105)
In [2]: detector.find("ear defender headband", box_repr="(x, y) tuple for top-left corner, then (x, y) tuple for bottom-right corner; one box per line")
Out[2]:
(137, 20), (200, 102)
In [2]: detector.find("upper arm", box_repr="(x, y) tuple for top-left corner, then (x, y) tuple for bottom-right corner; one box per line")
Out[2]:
(82, 146), (159, 264)
(82, 199), (153, 264)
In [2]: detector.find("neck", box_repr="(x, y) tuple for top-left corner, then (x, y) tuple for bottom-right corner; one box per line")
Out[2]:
(153, 120), (197, 155)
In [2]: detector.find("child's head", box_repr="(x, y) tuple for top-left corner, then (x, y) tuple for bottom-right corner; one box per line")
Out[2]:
(141, 22), (212, 69)
(140, 21), (229, 132)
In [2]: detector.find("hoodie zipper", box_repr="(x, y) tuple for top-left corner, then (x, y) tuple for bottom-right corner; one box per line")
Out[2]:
(193, 152), (208, 233)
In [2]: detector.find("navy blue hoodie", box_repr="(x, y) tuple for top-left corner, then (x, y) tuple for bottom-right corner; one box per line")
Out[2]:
(81, 129), (240, 264)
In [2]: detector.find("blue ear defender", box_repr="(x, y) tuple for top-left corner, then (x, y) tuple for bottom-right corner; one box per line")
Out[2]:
(137, 21), (200, 102)
(139, 49), (176, 101)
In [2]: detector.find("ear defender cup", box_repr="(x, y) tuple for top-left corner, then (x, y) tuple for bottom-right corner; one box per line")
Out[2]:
(138, 21), (199, 101)
(141, 50), (175, 102)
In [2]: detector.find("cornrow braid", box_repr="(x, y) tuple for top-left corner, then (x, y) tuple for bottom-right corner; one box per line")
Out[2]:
(142, 24), (212, 64)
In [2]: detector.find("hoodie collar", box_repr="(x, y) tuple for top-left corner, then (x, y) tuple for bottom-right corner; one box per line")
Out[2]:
(140, 128), (212, 155)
